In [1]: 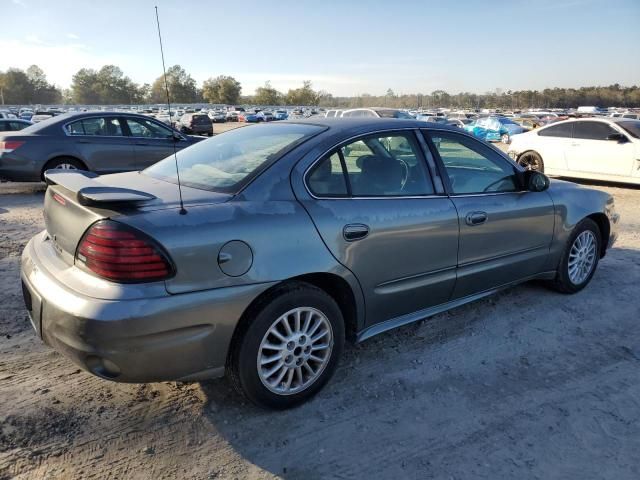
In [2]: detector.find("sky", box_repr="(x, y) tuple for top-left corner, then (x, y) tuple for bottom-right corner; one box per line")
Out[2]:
(2, 0), (639, 96)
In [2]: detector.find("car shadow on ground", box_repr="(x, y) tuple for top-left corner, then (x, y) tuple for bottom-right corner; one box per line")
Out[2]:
(193, 242), (640, 479)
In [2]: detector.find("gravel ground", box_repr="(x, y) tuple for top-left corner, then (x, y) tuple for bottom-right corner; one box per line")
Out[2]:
(0, 177), (639, 480)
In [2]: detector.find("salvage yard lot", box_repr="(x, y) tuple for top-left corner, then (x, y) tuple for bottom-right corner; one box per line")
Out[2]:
(1, 178), (639, 479)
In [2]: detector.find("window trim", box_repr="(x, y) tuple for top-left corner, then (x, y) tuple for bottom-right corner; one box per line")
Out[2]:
(423, 128), (525, 197)
(303, 128), (440, 200)
(122, 116), (177, 140)
(63, 114), (127, 138)
(536, 121), (575, 139)
(571, 120), (619, 141)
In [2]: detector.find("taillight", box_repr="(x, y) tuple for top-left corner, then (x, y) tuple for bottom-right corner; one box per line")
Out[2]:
(75, 220), (174, 283)
(0, 140), (25, 153)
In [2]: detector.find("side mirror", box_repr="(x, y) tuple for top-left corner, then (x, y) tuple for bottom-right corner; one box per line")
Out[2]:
(606, 133), (627, 143)
(524, 170), (550, 192)
(172, 132), (184, 142)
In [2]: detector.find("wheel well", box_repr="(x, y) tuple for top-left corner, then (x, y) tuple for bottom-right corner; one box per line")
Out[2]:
(587, 213), (610, 258)
(292, 273), (358, 342)
(229, 273), (359, 364)
(41, 156), (87, 178)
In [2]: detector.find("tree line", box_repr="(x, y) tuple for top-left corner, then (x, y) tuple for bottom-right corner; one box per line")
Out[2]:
(1, 64), (639, 108)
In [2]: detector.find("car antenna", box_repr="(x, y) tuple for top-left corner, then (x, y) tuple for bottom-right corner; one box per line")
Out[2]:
(155, 5), (186, 215)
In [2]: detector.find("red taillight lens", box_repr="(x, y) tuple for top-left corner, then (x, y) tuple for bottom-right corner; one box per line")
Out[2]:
(0, 140), (25, 152)
(75, 220), (174, 283)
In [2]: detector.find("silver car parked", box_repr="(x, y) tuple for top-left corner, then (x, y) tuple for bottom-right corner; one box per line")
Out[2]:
(21, 118), (619, 408)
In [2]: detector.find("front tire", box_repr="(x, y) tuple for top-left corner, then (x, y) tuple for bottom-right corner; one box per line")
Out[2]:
(517, 151), (544, 172)
(228, 282), (344, 409)
(550, 218), (601, 294)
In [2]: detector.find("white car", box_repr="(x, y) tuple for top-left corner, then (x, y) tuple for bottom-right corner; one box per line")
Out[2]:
(508, 118), (640, 185)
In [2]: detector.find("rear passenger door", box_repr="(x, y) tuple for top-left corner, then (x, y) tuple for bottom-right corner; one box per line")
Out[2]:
(123, 117), (181, 168)
(66, 116), (137, 173)
(298, 130), (459, 328)
(425, 130), (555, 299)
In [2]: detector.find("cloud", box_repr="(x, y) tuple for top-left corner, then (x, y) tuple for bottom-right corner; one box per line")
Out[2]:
(11, 0), (26, 6)
(66, 33), (80, 40)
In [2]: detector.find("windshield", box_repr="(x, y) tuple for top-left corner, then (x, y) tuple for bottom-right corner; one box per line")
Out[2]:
(618, 120), (640, 139)
(145, 123), (323, 192)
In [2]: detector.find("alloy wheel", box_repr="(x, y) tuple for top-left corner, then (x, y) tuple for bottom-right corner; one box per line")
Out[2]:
(568, 230), (597, 285)
(257, 307), (333, 395)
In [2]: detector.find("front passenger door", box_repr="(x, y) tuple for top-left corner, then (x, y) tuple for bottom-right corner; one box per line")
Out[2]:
(426, 130), (555, 299)
(124, 117), (182, 168)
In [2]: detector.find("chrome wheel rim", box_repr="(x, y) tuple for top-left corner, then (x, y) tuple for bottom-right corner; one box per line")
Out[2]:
(55, 163), (77, 170)
(502, 134), (510, 144)
(568, 230), (597, 285)
(257, 307), (333, 395)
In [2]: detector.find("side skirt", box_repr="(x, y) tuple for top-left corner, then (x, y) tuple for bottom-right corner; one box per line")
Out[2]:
(356, 270), (556, 342)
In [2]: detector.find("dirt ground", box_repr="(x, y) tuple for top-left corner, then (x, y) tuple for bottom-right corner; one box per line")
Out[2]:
(1, 176), (639, 480)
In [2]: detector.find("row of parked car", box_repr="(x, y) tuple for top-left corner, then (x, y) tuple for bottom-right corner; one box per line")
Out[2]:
(2, 106), (639, 187)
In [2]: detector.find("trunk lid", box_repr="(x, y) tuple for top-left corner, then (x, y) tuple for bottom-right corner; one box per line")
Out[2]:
(43, 170), (230, 265)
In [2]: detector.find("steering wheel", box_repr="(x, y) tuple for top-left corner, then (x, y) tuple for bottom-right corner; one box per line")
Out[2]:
(397, 159), (410, 190)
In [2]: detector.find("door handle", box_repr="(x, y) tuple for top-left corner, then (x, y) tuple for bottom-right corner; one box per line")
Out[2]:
(135, 142), (150, 146)
(465, 211), (488, 226)
(343, 224), (369, 241)
(77, 139), (91, 144)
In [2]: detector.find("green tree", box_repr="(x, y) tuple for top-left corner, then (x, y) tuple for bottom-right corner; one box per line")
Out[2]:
(150, 65), (198, 104)
(0, 66), (62, 104)
(202, 75), (242, 105)
(253, 81), (281, 105)
(285, 80), (318, 106)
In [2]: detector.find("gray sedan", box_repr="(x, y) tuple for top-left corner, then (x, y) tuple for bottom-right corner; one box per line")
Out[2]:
(21, 118), (619, 409)
(0, 111), (203, 181)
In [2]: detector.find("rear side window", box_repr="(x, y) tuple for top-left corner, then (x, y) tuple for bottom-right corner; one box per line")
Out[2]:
(192, 115), (211, 124)
(573, 121), (617, 140)
(537, 122), (574, 138)
(67, 117), (124, 136)
(307, 132), (434, 197)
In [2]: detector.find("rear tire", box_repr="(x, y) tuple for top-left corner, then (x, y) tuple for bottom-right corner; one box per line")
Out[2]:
(227, 282), (344, 409)
(517, 151), (544, 172)
(41, 157), (86, 180)
(550, 218), (601, 294)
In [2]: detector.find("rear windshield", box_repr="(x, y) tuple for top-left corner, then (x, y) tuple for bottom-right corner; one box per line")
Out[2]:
(618, 120), (640, 139)
(144, 123), (323, 193)
(375, 110), (413, 119)
(192, 115), (210, 124)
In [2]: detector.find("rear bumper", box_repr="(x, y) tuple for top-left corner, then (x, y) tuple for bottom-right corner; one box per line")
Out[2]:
(21, 235), (274, 383)
(0, 153), (42, 182)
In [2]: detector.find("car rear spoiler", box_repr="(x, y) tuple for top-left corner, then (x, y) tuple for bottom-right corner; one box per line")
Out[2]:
(44, 170), (156, 206)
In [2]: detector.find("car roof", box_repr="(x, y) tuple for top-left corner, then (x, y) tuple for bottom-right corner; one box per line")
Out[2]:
(285, 117), (460, 132)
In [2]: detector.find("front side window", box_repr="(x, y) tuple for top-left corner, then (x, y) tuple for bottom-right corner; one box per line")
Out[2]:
(573, 121), (617, 140)
(309, 132), (434, 197)
(67, 117), (124, 136)
(126, 118), (173, 138)
(538, 122), (574, 138)
(145, 123), (323, 192)
(428, 131), (518, 194)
